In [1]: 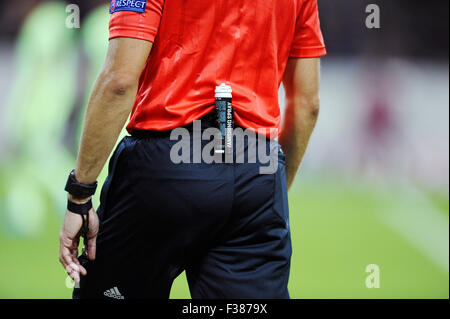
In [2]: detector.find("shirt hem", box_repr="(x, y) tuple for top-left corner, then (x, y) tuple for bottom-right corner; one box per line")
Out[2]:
(109, 30), (157, 43)
(289, 46), (327, 58)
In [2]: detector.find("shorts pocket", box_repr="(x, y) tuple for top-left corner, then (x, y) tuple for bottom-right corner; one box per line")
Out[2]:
(97, 138), (129, 219)
(272, 156), (289, 227)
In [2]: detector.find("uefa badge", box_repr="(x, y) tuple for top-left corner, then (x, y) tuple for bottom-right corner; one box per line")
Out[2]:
(110, 0), (117, 13)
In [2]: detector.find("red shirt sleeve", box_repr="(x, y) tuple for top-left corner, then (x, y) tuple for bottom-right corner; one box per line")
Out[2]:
(289, 0), (327, 58)
(109, 0), (165, 43)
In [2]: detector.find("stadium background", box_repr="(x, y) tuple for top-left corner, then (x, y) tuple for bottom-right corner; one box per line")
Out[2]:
(0, 0), (448, 299)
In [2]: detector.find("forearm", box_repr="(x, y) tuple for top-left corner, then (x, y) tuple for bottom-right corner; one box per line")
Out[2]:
(279, 98), (319, 189)
(74, 73), (138, 185)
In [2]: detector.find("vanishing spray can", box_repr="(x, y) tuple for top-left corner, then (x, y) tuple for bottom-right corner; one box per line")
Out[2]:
(215, 83), (234, 155)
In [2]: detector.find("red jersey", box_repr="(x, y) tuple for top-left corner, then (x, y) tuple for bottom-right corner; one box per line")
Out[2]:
(109, 0), (326, 134)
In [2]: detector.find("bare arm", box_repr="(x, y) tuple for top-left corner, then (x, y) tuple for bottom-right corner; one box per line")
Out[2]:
(59, 38), (152, 282)
(75, 38), (152, 185)
(279, 58), (321, 190)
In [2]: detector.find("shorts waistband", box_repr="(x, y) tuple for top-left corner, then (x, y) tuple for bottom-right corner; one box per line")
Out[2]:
(131, 112), (218, 139)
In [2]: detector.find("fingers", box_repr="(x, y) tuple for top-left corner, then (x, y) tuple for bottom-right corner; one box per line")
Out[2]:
(60, 244), (83, 278)
(61, 255), (81, 282)
(71, 249), (87, 276)
(60, 247), (87, 278)
(59, 232), (87, 280)
(65, 264), (80, 283)
(59, 236), (73, 267)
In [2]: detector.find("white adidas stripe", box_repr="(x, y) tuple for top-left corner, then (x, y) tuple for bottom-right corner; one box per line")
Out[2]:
(103, 287), (125, 299)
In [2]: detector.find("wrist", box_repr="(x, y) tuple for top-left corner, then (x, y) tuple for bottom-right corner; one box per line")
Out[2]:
(65, 169), (98, 199)
(68, 194), (92, 205)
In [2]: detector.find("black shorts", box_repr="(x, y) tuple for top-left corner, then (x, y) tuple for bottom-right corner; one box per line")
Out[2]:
(74, 116), (291, 299)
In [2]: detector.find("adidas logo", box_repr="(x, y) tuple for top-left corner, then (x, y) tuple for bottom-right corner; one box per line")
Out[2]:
(103, 287), (124, 299)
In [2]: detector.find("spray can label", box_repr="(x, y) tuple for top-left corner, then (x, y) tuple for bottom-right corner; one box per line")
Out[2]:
(215, 84), (233, 156)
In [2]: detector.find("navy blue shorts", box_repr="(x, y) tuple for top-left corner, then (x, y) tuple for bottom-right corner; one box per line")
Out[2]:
(74, 116), (291, 299)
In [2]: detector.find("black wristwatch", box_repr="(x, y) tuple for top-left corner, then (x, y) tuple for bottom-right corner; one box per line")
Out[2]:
(65, 169), (98, 199)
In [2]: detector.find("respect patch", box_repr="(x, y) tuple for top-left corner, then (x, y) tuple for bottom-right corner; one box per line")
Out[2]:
(110, 0), (147, 14)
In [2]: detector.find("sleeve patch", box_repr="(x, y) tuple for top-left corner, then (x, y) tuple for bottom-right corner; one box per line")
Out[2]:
(110, 0), (147, 14)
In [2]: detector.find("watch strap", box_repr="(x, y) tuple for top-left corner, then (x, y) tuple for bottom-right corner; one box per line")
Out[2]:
(65, 169), (97, 198)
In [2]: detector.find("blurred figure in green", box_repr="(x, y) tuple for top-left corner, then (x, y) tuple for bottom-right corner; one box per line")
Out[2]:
(1, 1), (78, 237)
(0, 1), (110, 238)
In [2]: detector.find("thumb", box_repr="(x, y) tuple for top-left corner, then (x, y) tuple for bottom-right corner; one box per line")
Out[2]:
(87, 235), (97, 261)
(86, 208), (99, 261)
